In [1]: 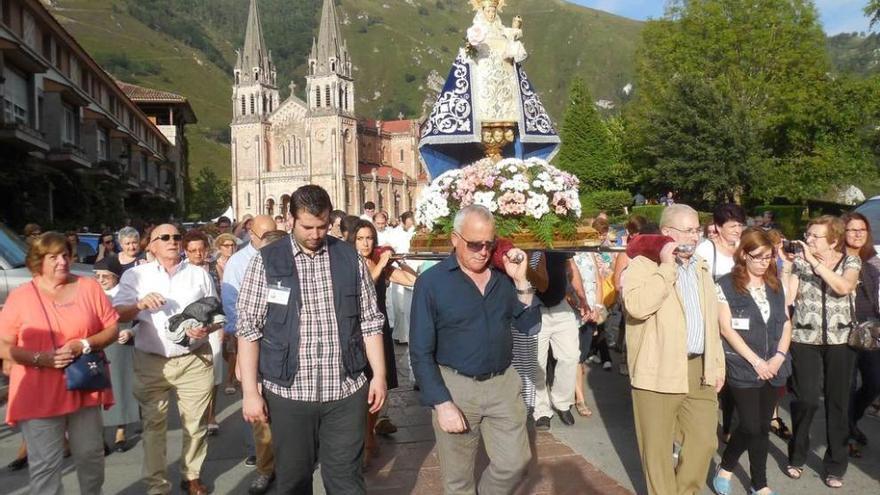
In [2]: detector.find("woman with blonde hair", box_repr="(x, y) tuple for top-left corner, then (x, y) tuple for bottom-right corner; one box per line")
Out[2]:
(0, 232), (119, 493)
(213, 233), (237, 282)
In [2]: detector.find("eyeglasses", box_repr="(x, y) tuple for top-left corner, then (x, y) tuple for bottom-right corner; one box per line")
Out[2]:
(220, 242), (236, 248)
(846, 228), (868, 235)
(667, 226), (702, 236)
(747, 253), (774, 264)
(804, 232), (826, 240)
(454, 232), (496, 253)
(151, 234), (182, 243)
(721, 223), (745, 230)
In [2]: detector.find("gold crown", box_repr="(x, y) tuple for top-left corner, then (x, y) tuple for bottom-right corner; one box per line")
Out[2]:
(470, 0), (506, 12)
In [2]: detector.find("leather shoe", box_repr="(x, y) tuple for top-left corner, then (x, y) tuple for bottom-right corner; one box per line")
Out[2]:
(555, 407), (575, 426)
(180, 478), (210, 495)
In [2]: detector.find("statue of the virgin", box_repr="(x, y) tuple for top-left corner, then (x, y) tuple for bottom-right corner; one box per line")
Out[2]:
(419, 0), (560, 178)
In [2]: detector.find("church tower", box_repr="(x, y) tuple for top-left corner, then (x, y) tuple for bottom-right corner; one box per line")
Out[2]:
(305, 0), (359, 212)
(231, 0), (279, 218)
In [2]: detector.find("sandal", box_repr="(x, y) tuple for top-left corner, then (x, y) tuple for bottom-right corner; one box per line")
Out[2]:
(784, 465), (803, 480)
(223, 385), (237, 395)
(575, 401), (593, 417)
(823, 475), (843, 489)
(769, 417), (791, 440)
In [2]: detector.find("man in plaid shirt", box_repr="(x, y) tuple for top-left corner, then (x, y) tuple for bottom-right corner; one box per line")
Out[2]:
(236, 185), (387, 494)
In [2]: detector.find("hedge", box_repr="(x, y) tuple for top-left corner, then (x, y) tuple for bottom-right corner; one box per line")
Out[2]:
(751, 205), (806, 239)
(580, 190), (633, 214)
(630, 205), (712, 229)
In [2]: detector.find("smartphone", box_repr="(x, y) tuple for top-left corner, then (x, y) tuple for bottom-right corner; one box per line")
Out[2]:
(782, 239), (802, 255)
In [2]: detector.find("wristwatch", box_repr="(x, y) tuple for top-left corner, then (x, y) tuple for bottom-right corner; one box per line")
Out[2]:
(515, 284), (535, 295)
(80, 339), (92, 355)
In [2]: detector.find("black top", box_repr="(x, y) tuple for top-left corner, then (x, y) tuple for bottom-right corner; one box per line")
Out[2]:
(409, 255), (542, 406)
(854, 256), (880, 323)
(537, 252), (570, 307)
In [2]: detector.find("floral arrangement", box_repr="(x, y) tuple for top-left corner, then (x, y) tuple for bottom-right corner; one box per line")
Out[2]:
(415, 157), (582, 246)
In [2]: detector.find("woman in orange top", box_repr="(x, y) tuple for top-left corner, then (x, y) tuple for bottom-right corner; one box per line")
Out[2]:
(0, 232), (118, 494)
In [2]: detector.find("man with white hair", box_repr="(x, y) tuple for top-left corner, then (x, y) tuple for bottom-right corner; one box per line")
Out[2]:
(623, 204), (725, 495)
(410, 205), (541, 494)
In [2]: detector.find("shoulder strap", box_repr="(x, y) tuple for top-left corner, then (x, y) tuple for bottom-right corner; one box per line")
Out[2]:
(711, 241), (718, 281)
(31, 282), (58, 350)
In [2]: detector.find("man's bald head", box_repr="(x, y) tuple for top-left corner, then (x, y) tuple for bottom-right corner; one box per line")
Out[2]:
(251, 215), (280, 249)
(149, 224), (181, 263)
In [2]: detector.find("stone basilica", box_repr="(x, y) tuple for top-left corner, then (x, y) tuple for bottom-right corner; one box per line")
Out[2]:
(231, 0), (425, 219)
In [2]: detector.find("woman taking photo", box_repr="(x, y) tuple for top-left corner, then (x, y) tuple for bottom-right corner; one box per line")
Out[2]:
(841, 212), (880, 457)
(782, 215), (860, 488)
(0, 232), (118, 493)
(712, 229), (791, 495)
(347, 219), (417, 466)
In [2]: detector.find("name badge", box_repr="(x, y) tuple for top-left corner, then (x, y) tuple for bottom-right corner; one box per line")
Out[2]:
(267, 283), (291, 306)
(731, 318), (750, 331)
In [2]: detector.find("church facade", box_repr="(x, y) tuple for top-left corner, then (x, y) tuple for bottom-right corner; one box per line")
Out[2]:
(230, 0), (425, 219)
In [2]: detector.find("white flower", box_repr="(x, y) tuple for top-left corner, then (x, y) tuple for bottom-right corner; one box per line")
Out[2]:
(473, 191), (498, 212)
(467, 24), (487, 46)
(525, 194), (550, 219)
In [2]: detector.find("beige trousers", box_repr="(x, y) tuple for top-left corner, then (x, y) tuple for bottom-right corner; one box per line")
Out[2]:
(432, 366), (531, 495)
(252, 420), (275, 476)
(631, 356), (718, 495)
(133, 346), (214, 494)
(534, 301), (580, 419)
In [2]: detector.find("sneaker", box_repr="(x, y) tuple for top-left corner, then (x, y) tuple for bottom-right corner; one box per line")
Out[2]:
(588, 355), (601, 364)
(618, 363), (629, 376)
(248, 472), (275, 495)
(244, 455), (257, 467)
(535, 416), (551, 431)
(602, 361), (612, 371)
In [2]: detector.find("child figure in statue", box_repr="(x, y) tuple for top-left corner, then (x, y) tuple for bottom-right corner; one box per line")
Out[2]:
(466, 0), (528, 123)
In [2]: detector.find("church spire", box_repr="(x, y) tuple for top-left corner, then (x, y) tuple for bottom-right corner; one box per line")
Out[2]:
(309, 0), (351, 78)
(237, 0), (275, 86)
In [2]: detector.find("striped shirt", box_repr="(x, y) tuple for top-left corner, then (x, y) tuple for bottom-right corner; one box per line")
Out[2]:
(677, 259), (705, 355)
(235, 237), (384, 402)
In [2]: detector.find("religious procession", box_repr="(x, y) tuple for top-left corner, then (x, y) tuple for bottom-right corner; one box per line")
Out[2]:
(1, 0), (880, 494)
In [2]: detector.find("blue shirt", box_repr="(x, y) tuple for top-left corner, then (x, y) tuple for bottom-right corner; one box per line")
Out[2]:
(409, 255), (542, 407)
(676, 259), (705, 354)
(221, 242), (258, 334)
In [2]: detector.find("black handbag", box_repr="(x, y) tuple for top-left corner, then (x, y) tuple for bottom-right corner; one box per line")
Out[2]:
(847, 290), (880, 352)
(32, 282), (111, 391)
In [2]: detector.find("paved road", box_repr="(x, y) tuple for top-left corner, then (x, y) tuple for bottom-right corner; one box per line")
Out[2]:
(1, 342), (878, 494)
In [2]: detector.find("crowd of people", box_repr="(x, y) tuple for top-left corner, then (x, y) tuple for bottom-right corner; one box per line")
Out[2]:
(1, 188), (879, 495)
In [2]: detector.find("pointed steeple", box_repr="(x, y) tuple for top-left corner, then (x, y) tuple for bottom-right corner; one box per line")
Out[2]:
(237, 0), (275, 86)
(310, 0), (351, 78)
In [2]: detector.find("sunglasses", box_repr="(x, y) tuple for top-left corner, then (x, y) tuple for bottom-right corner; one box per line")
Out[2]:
(151, 234), (182, 243)
(454, 232), (496, 253)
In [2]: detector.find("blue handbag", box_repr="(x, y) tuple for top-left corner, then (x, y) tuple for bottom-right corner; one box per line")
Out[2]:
(33, 282), (111, 391)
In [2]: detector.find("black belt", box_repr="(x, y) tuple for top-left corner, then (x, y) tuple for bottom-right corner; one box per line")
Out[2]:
(447, 367), (507, 382)
(687, 353), (703, 360)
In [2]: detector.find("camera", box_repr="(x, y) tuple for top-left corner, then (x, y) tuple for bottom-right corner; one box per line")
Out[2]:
(782, 239), (802, 255)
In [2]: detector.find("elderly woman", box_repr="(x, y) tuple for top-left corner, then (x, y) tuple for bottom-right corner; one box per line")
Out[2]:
(23, 223), (42, 245)
(213, 233), (237, 282)
(182, 229), (224, 435)
(0, 232), (118, 494)
(782, 216), (861, 488)
(106, 227), (143, 275)
(94, 257), (139, 453)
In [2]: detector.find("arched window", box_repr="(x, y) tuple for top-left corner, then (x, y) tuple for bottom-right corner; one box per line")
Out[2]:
(339, 87), (344, 109)
(400, 149), (404, 163)
(287, 140), (292, 166)
(266, 198), (275, 216)
(240, 96), (245, 116)
(298, 138), (304, 164)
(235, 72), (240, 85)
(325, 86), (331, 108)
(249, 94), (255, 114)
(315, 86), (321, 108)
(331, 60), (336, 72)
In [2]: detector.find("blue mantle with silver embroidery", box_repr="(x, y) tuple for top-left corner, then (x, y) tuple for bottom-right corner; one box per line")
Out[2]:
(419, 53), (560, 179)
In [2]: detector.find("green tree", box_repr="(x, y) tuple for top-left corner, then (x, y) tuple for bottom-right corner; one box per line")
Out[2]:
(627, 0), (877, 204)
(557, 78), (617, 191)
(866, 0), (880, 28)
(188, 168), (230, 220)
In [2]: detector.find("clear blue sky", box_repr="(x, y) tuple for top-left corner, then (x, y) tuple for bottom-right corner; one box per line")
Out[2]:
(569, 0), (873, 35)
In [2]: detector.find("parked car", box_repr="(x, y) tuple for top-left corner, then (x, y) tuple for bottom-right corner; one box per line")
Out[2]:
(853, 195), (880, 251)
(0, 223), (93, 308)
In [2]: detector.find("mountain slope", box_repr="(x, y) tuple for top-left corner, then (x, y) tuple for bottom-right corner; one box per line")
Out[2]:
(49, 0), (645, 181)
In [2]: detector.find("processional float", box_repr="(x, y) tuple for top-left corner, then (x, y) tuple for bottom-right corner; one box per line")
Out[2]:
(401, 0), (617, 261)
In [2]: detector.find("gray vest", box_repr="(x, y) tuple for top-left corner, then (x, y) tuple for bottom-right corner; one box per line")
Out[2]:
(717, 274), (791, 388)
(258, 236), (366, 388)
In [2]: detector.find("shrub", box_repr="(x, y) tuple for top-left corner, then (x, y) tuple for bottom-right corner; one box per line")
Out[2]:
(580, 190), (632, 214)
(631, 205), (665, 225)
(752, 205), (806, 239)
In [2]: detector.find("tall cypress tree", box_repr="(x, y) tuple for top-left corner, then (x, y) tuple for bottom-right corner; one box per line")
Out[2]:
(556, 78), (615, 192)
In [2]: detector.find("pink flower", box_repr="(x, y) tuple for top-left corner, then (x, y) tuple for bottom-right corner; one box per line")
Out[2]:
(467, 24), (488, 46)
